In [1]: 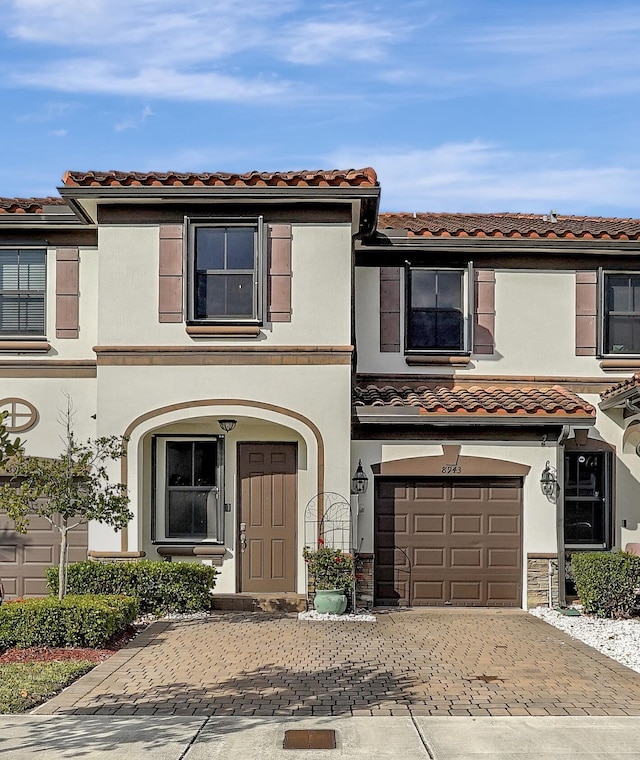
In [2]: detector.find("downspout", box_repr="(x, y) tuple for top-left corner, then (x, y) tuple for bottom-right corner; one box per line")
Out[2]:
(555, 425), (571, 607)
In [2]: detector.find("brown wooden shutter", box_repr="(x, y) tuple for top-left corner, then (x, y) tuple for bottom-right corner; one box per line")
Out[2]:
(473, 269), (495, 354)
(158, 224), (184, 323)
(267, 224), (292, 322)
(380, 267), (401, 352)
(56, 247), (79, 338)
(576, 271), (598, 355)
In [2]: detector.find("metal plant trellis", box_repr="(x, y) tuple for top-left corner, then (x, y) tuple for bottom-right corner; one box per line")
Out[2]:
(303, 491), (357, 609)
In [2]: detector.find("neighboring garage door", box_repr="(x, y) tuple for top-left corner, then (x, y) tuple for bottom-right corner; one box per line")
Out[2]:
(0, 513), (88, 598)
(375, 478), (522, 607)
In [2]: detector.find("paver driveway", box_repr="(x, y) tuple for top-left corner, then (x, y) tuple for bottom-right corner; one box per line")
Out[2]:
(39, 609), (640, 717)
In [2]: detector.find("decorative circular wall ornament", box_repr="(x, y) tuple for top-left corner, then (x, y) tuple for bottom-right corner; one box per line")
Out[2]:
(0, 398), (38, 432)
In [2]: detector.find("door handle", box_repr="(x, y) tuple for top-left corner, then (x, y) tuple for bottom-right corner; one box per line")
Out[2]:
(240, 532), (247, 553)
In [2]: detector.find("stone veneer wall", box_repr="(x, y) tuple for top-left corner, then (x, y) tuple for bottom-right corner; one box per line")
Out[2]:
(527, 554), (559, 608)
(355, 553), (374, 609)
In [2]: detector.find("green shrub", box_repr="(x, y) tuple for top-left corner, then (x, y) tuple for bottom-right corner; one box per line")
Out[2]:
(0, 595), (138, 648)
(572, 550), (640, 618)
(47, 560), (217, 615)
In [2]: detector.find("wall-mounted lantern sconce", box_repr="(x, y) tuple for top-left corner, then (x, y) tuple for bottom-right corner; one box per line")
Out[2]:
(351, 459), (369, 495)
(218, 419), (237, 433)
(540, 460), (558, 498)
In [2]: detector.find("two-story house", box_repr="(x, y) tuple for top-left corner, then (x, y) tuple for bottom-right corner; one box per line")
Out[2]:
(1, 169), (640, 610)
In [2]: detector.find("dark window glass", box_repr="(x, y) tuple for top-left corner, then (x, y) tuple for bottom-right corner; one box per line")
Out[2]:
(193, 226), (256, 320)
(165, 441), (218, 539)
(604, 274), (640, 354)
(0, 250), (45, 336)
(564, 451), (611, 547)
(407, 269), (464, 351)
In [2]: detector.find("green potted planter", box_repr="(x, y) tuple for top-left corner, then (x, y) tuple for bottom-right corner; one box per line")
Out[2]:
(313, 588), (348, 615)
(303, 542), (353, 615)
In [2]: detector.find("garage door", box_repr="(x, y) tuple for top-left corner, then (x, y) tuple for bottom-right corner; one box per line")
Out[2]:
(375, 478), (522, 607)
(0, 513), (88, 598)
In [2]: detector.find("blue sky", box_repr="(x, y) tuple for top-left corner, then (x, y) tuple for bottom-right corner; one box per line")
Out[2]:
(2, 0), (640, 216)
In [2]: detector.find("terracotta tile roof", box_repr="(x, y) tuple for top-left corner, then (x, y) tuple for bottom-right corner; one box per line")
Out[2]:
(0, 197), (67, 214)
(601, 374), (640, 401)
(62, 168), (379, 189)
(377, 212), (640, 240)
(354, 383), (595, 418)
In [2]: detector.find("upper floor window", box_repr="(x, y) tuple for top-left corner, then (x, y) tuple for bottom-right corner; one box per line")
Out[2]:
(603, 273), (640, 355)
(0, 250), (46, 336)
(406, 267), (467, 352)
(188, 222), (261, 323)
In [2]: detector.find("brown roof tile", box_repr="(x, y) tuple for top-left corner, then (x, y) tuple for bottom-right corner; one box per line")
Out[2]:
(378, 212), (640, 240)
(601, 374), (640, 401)
(354, 383), (595, 418)
(62, 168), (379, 189)
(0, 197), (68, 214)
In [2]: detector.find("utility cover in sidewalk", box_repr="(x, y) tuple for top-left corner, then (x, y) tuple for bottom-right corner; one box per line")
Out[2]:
(283, 730), (337, 749)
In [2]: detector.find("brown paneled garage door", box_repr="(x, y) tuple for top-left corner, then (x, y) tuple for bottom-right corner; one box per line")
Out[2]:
(0, 513), (88, 598)
(375, 478), (522, 607)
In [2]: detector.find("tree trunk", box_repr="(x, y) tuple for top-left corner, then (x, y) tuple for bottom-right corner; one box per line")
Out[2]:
(58, 524), (68, 601)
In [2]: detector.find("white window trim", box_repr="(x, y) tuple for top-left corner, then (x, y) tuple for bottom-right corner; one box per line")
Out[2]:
(152, 435), (225, 544)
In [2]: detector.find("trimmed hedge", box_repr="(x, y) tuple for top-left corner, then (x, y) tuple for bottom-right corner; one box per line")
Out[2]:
(572, 550), (640, 618)
(0, 595), (138, 648)
(47, 560), (217, 615)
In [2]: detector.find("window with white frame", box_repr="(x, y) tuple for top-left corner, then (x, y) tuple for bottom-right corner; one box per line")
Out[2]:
(0, 250), (46, 336)
(602, 273), (640, 355)
(188, 222), (261, 323)
(153, 436), (224, 543)
(405, 267), (469, 352)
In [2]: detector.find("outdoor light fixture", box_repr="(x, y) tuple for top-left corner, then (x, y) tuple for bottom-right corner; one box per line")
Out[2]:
(351, 459), (369, 495)
(218, 419), (237, 433)
(540, 460), (558, 498)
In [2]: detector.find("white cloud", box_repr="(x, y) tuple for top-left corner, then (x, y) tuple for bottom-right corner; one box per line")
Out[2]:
(114, 105), (155, 133)
(327, 143), (640, 215)
(12, 60), (287, 101)
(49, 128), (67, 137)
(2, 0), (399, 101)
(284, 20), (395, 64)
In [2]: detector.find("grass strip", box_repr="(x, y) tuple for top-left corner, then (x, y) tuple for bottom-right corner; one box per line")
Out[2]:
(0, 661), (95, 713)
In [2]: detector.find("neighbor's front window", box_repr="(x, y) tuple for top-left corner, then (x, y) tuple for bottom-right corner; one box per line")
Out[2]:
(406, 268), (466, 352)
(0, 249), (46, 336)
(190, 224), (260, 322)
(153, 436), (224, 543)
(603, 273), (640, 355)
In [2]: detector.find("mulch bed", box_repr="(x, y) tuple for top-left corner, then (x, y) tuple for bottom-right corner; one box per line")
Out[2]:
(0, 623), (147, 665)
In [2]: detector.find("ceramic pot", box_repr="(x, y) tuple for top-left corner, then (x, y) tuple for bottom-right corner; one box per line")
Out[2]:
(313, 588), (347, 614)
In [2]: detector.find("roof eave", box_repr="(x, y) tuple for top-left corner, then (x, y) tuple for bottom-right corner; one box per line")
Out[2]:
(58, 184), (381, 230)
(354, 407), (596, 426)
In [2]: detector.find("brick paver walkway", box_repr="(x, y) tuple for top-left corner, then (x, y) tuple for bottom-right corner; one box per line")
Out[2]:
(39, 609), (640, 717)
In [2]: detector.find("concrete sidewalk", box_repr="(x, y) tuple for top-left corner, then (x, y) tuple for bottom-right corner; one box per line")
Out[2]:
(2, 716), (640, 758)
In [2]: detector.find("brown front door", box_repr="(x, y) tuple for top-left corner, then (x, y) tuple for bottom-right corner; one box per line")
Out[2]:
(375, 477), (522, 607)
(238, 443), (297, 593)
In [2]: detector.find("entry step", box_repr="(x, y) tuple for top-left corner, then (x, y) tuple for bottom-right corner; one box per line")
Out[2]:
(211, 593), (307, 613)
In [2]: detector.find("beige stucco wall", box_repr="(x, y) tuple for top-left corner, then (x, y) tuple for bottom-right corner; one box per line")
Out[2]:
(355, 267), (609, 377)
(91, 362), (352, 593)
(97, 223), (352, 347)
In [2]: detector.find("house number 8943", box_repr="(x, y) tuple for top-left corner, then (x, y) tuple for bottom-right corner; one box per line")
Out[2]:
(441, 466), (462, 474)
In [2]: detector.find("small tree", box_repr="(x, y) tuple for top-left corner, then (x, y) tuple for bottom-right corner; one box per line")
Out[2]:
(0, 409), (23, 466)
(0, 404), (132, 600)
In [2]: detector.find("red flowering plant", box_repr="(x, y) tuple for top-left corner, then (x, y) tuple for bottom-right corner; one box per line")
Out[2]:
(302, 539), (354, 593)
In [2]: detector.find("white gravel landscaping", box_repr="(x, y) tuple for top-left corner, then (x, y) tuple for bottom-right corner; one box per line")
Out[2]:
(298, 610), (377, 622)
(530, 606), (640, 673)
